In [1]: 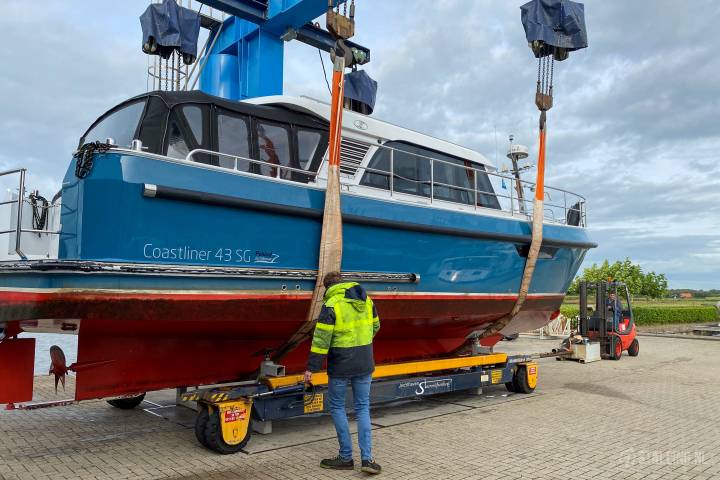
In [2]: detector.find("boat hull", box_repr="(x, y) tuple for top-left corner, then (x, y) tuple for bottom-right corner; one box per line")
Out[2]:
(0, 286), (563, 400)
(0, 151), (592, 402)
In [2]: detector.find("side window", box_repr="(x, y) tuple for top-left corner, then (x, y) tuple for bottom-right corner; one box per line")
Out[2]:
(137, 97), (169, 154)
(360, 142), (430, 197)
(361, 141), (500, 208)
(394, 148), (430, 197)
(297, 130), (323, 170)
(184, 106), (204, 144)
(474, 165), (501, 209)
(216, 109), (251, 171)
(256, 122), (292, 179)
(431, 156), (474, 205)
(360, 147), (391, 190)
(82, 100), (146, 148)
(166, 105), (212, 164)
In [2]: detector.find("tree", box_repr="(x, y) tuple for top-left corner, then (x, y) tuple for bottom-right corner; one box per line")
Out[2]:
(567, 258), (668, 299)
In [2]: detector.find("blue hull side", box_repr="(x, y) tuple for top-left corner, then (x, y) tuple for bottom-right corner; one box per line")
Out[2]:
(57, 152), (591, 294)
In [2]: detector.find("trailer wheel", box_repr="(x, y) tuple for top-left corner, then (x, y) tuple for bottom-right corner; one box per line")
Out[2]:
(514, 366), (536, 394)
(628, 339), (639, 357)
(107, 393), (146, 410)
(200, 405), (251, 454)
(195, 405), (211, 448)
(611, 336), (623, 361)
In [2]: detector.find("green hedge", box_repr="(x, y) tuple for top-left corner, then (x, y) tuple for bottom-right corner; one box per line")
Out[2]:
(632, 306), (717, 325)
(560, 305), (717, 325)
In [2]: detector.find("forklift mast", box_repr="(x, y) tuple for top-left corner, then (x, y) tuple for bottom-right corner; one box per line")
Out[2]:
(579, 280), (608, 337)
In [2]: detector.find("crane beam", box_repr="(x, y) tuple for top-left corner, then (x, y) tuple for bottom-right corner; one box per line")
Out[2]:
(196, 0), (369, 100)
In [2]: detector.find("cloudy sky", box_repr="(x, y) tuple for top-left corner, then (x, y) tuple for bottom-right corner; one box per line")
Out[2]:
(0, 1), (718, 288)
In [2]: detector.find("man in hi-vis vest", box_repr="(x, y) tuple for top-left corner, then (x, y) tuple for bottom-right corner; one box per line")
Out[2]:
(305, 271), (381, 474)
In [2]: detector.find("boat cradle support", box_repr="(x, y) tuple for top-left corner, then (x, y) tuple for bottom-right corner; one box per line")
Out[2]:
(183, 352), (540, 454)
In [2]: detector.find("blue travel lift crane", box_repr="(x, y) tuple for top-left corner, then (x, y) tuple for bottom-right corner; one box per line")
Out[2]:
(134, 0), (583, 454)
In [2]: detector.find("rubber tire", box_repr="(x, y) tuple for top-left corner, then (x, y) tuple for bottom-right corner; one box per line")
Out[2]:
(107, 393), (146, 410)
(201, 405), (251, 454)
(514, 366), (535, 394)
(628, 338), (640, 357)
(195, 405), (211, 449)
(611, 337), (623, 361)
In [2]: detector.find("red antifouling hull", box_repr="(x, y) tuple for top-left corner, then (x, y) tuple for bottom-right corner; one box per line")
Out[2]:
(0, 290), (562, 401)
(0, 338), (35, 403)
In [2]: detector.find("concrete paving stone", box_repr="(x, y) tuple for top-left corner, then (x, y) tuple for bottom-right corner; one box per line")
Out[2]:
(2, 336), (719, 480)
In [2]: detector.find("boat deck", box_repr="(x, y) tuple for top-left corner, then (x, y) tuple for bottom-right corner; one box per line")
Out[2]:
(1, 336), (717, 479)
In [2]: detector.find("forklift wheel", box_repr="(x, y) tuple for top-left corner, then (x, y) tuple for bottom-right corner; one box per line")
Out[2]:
(197, 404), (251, 454)
(611, 337), (623, 361)
(513, 366), (535, 394)
(628, 339), (639, 357)
(107, 393), (146, 410)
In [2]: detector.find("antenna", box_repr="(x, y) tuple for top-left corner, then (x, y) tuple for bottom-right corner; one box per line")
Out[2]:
(506, 134), (531, 214)
(493, 124), (498, 165)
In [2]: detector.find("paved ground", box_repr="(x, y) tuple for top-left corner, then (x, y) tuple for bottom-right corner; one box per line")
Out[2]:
(1, 336), (718, 480)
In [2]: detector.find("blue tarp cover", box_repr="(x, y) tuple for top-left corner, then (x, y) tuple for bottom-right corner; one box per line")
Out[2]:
(520, 0), (587, 58)
(140, 0), (200, 60)
(344, 70), (378, 114)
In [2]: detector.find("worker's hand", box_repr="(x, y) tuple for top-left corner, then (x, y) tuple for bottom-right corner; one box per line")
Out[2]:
(303, 370), (313, 384)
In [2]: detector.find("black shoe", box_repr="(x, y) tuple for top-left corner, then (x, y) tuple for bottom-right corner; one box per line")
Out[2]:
(320, 455), (354, 470)
(361, 459), (381, 474)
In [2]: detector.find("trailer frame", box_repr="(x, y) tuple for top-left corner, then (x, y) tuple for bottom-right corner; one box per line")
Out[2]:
(183, 350), (540, 454)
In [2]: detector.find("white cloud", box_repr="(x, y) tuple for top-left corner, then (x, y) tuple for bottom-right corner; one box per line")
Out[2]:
(0, 0), (717, 288)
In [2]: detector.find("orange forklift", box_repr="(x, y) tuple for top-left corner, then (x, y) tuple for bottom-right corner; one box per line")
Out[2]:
(578, 281), (640, 360)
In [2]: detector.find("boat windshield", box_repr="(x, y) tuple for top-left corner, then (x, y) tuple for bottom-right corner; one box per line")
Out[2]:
(81, 100), (146, 148)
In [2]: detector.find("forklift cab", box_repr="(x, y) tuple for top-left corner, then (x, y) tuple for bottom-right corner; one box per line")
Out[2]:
(578, 281), (639, 360)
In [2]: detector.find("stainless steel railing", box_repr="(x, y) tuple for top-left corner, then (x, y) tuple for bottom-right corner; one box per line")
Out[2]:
(187, 149), (321, 181)
(185, 142), (587, 227)
(363, 142), (587, 227)
(0, 168), (60, 260)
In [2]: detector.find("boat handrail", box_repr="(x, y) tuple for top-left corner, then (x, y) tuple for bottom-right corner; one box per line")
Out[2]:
(184, 144), (587, 227)
(0, 168), (60, 260)
(352, 141), (587, 227)
(187, 149), (320, 180)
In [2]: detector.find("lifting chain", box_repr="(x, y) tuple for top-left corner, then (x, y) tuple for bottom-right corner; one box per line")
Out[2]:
(535, 55), (554, 112)
(327, 0), (355, 41)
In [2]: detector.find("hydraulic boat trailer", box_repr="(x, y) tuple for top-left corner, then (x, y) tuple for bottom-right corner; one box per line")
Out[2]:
(180, 345), (567, 454)
(3, 344), (571, 454)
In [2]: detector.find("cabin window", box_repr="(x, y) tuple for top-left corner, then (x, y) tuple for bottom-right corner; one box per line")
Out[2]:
(82, 100), (146, 148)
(256, 121), (292, 179)
(474, 165), (501, 209)
(360, 143), (431, 197)
(297, 130), (323, 170)
(433, 156), (474, 205)
(360, 147), (391, 190)
(137, 96), (168, 154)
(216, 109), (251, 171)
(394, 148), (431, 197)
(360, 141), (500, 209)
(166, 104), (212, 164)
